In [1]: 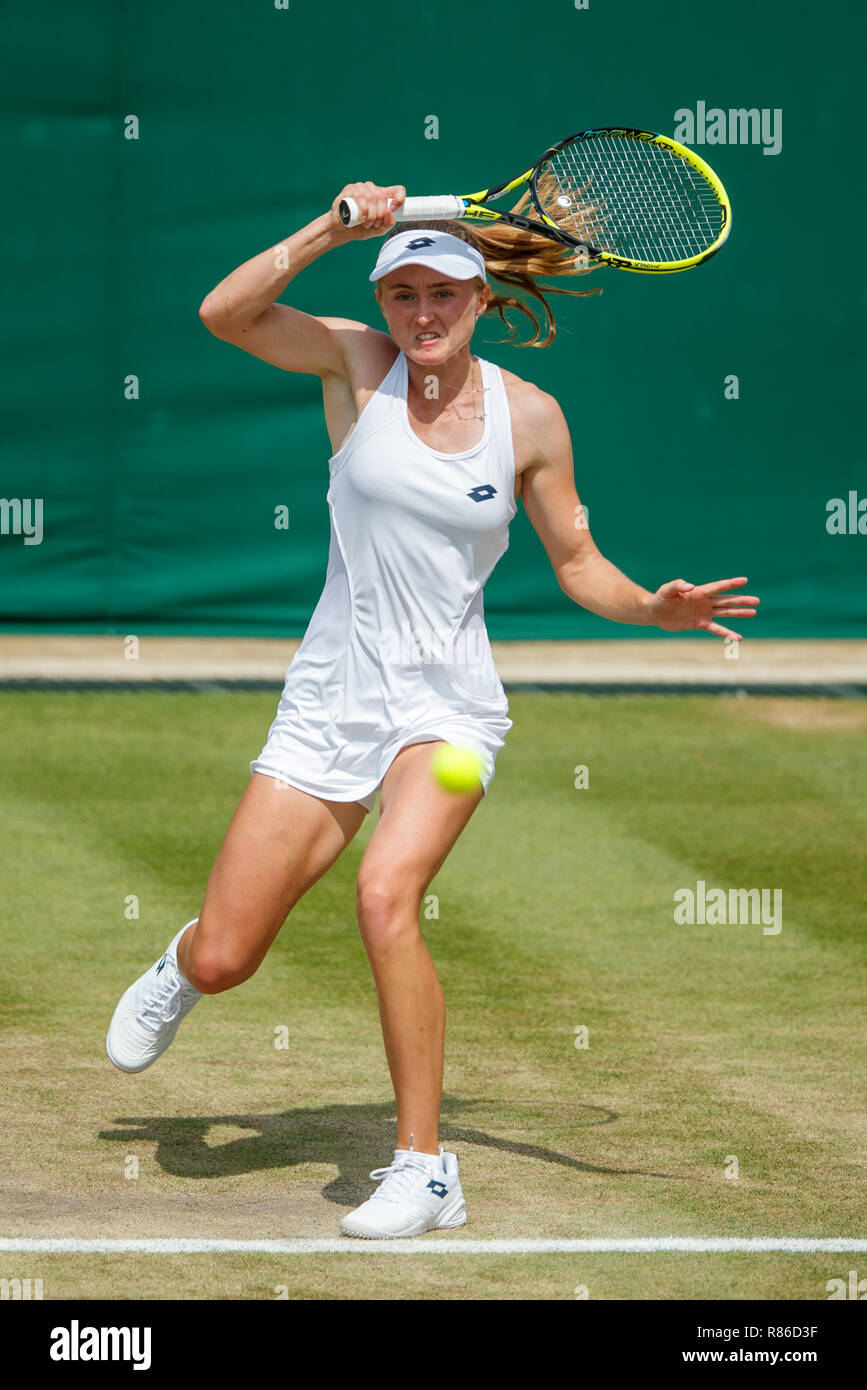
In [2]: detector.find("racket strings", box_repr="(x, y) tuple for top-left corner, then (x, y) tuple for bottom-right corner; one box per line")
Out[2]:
(531, 173), (607, 250)
(540, 135), (723, 264)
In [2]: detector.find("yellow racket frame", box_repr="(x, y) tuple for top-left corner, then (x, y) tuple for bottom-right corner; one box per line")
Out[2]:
(457, 129), (732, 274)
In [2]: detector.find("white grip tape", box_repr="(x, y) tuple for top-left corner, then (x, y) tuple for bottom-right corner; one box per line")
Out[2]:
(342, 195), (464, 226)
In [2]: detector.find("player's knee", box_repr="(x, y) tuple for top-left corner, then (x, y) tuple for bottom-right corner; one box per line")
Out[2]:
(356, 874), (419, 950)
(184, 947), (254, 995)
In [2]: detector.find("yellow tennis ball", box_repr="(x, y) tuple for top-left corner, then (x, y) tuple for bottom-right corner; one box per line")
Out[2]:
(430, 743), (484, 794)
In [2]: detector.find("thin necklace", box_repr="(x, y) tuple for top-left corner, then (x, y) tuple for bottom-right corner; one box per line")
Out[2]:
(439, 355), (486, 423)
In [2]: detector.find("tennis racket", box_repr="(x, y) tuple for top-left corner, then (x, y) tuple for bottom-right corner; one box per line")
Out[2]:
(339, 128), (731, 274)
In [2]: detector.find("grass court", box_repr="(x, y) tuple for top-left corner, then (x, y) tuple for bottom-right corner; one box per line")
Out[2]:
(0, 689), (863, 1299)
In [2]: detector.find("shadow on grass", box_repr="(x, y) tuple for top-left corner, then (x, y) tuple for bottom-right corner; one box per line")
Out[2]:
(100, 1096), (687, 1205)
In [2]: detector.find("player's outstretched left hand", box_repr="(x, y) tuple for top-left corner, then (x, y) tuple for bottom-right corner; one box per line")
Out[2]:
(647, 577), (760, 641)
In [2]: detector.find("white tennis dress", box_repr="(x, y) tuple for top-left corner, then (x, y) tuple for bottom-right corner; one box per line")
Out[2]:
(251, 350), (516, 812)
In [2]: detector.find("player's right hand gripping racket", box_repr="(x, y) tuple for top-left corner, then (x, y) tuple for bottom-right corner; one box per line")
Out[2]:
(339, 128), (731, 274)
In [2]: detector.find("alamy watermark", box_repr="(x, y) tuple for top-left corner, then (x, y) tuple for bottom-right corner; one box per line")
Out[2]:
(674, 880), (782, 935)
(378, 620), (485, 667)
(827, 1270), (867, 1299)
(0, 497), (43, 544)
(826, 491), (866, 535)
(673, 103), (782, 156)
(50, 1322), (151, 1370)
(1, 1276), (43, 1299)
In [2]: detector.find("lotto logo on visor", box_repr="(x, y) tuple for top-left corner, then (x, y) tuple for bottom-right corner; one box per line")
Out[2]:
(369, 230), (488, 284)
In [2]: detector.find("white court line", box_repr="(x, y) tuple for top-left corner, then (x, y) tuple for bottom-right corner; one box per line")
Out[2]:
(1, 1238), (864, 1255)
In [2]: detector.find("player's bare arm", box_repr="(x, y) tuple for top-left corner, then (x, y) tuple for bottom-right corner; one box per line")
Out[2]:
(514, 386), (760, 641)
(197, 184), (407, 449)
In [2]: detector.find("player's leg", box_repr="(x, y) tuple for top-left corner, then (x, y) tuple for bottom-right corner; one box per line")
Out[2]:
(106, 773), (367, 1072)
(178, 773), (367, 993)
(356, 742), (484, 1153)
(340, 740), (483, 1236)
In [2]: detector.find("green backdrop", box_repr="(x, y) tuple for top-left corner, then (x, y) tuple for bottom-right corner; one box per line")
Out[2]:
(2, 0), (864, 638)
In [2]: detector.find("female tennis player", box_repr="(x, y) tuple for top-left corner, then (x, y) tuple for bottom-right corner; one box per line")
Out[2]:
(106, 181), (759, 1238)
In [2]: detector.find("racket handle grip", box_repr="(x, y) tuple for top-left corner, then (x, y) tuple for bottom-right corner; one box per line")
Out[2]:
(339, 195), (464, 227)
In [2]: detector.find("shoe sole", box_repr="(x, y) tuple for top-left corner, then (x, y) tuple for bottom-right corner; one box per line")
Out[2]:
(105, 1023), (157, 1074)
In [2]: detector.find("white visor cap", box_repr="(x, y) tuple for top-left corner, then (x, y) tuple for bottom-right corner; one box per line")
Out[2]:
(369, 229), (488, 284)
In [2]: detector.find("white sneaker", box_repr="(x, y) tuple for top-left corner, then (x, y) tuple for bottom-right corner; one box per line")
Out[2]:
(339, 1144), (467, 1238)
(106, 923), (202, 1073)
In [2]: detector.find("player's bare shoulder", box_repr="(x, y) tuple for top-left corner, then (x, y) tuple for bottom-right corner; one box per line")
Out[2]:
(318, 318), (397, 392)
(498, 367), (570, 486)
(319, 319), (398, 456)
